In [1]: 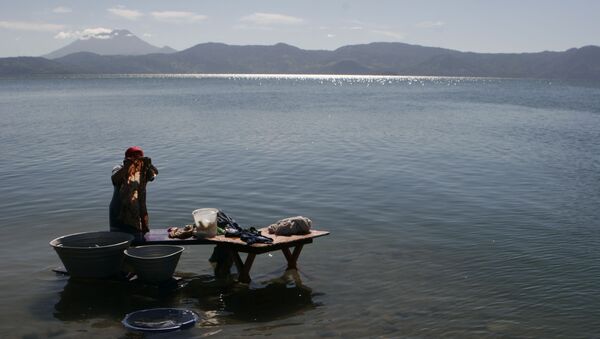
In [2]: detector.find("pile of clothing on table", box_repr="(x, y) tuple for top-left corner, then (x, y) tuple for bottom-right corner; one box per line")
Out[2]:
(215, 210), (273, 245)
(168, 210), (312, 245)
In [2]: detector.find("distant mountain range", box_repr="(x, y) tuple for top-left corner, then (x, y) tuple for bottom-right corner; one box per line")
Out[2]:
(1, 29), (599, 80)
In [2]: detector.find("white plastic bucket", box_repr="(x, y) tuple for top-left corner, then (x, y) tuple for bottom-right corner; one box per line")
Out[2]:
(192, 208), (218, 238)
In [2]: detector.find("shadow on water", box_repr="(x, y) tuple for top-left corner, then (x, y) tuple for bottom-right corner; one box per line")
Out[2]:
(49, 269), (316, 326)
(225, 280), (315, 323)
(53, 276), (181, 322)
(182, 269), (317, 323)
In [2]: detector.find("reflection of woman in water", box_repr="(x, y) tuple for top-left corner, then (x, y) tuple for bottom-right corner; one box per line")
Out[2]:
(109, 146), (158, 242)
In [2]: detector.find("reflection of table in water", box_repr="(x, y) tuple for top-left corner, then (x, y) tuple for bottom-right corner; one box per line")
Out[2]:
(139, 228), (330, 283)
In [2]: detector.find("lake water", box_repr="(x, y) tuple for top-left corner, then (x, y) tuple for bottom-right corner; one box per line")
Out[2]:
(0, 75), (599, 338)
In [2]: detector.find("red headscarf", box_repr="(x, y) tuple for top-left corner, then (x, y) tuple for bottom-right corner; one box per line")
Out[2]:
(125, 146), (144, 159)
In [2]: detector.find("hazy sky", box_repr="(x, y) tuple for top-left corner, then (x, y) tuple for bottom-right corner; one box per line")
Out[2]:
(1, 0), (599, 57)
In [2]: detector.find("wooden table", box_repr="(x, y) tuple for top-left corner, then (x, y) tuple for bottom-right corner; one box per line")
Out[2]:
(137, 228), (329, 283)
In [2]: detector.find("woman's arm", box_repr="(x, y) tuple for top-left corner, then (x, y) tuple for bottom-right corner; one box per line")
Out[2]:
(111, 159), (131, 185)
(144, 157), (158, 181)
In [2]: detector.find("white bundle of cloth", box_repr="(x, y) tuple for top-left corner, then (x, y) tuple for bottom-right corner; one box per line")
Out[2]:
(267, 216), (312, 235)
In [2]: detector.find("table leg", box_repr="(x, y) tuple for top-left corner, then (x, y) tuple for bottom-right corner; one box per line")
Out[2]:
(232, 251), (256, 283)
(281, 244), (304, 270)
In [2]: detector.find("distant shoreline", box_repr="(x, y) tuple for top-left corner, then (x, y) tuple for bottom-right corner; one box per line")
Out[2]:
(3, 74), (599, 86)
(1, 42), (599, 81)
(0, 73), (503, 79)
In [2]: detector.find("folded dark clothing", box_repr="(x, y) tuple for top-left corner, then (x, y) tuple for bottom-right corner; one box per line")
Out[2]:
(240, 227), (273, 245)
(223, 224), (272, 245)
(217, 210), (273, 245)
(224, 226), (241, 237)
(217, 210), (240, 230)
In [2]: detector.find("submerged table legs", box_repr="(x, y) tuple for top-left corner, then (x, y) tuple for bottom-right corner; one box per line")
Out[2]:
(232, 251), (256, 284)
(229, 244), (305, 283)
(281, 244), (304, 270)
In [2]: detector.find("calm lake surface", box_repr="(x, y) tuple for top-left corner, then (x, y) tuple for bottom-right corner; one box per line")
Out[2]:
(0, 75), (599, 338)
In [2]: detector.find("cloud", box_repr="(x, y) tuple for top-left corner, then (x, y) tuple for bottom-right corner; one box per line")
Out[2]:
(151, 11), (207, 23)
(54, 31), (74, 39)
(52, 6), (72, 14)
(108, 6), (143, 20)
(143, 33), (152, 37)
(54, 27), (113, 40)
(342, 26), (364, 30)
(240, 12), (304, 26)
(371, 30), (404, 39)
(0, 20), (65, 32)
(416, 21), (445, 28)
(327, 34), (336, 38)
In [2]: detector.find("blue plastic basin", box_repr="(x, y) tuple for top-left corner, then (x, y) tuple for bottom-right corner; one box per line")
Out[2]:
(122, 308), (199, 332)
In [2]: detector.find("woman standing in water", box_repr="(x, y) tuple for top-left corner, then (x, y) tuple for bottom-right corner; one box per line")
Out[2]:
(109, 146), (158, 242)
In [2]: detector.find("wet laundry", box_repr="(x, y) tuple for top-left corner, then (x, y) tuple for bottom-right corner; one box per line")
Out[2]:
(267, 216), (312, 235)
(167, 225), (195, 239)
(167, 210), (273, 245)
(217, 210), (273, 245)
